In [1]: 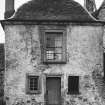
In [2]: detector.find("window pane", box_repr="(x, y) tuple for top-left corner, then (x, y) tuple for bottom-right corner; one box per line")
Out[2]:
(46, 33), (55, 48)
(55, 36), (62, 47)
(55, 53), (62, 61)
(46, 37), (55, 48)
(55, 48), (62, 53)
(46, 51), (54, 60)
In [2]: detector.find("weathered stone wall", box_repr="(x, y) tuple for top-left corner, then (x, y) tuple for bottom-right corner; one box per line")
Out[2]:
(97, 1), (105, 51)
(97, 3), (105, 100)
(4, 24), (104, 105)
(97, 2), (105, 92)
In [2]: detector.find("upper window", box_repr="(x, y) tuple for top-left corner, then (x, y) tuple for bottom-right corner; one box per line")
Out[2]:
(41, 29), (66, 64)
(46, 32), (63, 61)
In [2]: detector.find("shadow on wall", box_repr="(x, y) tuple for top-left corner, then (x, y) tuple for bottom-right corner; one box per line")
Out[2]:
(0, 44), (5, 105)
(0, 98), (6, 105)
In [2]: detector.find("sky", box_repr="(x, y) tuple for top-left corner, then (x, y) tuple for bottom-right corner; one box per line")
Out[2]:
(0, 0), (104, 43)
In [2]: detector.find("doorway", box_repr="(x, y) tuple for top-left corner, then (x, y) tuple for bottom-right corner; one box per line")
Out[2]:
(46, 77), (61, 105)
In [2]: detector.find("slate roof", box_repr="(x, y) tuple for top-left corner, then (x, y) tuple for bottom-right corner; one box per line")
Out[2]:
(13, 0), (96, 21)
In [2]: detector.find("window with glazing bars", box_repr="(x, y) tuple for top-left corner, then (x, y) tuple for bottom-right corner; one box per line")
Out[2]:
(29, 76), (38, 91)
(27, 75), (40, 94)
(44, 32), (65, 63)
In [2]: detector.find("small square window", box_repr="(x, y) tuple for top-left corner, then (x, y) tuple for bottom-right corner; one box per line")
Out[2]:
(41, 29), (66, 64)
(26, 74), (40, 94)
(68, 76), (79, 95)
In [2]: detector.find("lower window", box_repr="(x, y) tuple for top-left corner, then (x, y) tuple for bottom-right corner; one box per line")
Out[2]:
(26, 74), (40, 94)
(68, 76), (79, 94)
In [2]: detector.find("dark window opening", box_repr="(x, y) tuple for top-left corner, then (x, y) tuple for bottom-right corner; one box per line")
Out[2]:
(68, 76), (79, 94)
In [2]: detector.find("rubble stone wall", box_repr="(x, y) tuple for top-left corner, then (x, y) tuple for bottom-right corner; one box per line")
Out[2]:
(4, 24), (104, 105)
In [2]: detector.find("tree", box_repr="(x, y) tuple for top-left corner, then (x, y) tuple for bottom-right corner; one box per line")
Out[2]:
(84, 0), (97, 13)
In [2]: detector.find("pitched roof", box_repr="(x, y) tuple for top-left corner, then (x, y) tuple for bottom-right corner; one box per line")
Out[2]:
(13, 0), (95, 21)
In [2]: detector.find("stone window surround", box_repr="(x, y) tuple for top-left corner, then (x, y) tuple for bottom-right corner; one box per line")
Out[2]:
(39, 25), (67, 64)
(45, 32), (63, 61)
(26, 73), (41, 94)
